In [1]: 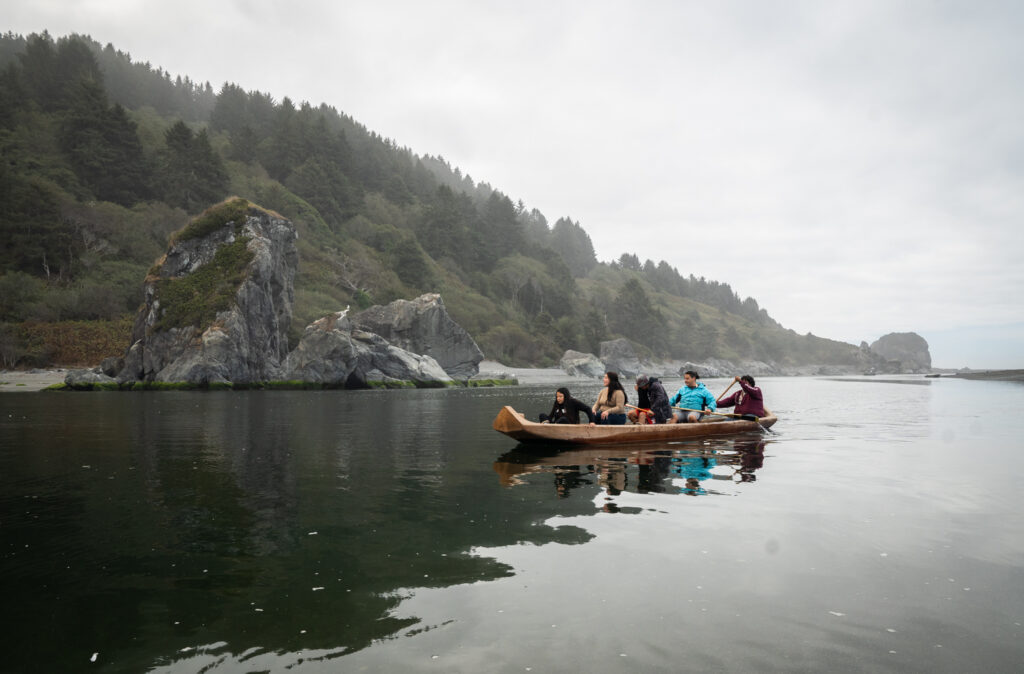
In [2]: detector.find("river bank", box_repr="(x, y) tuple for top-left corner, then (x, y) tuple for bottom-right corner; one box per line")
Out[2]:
(5, 365), (1022, 392)
(0, 369), (68, 392)
(951, 369), (1024, 381)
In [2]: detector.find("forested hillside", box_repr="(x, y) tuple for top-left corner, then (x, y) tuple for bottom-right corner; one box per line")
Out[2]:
(0, 31), (865, 370)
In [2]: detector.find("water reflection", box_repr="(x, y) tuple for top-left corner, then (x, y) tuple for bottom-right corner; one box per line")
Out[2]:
(493, 435), (772, 506)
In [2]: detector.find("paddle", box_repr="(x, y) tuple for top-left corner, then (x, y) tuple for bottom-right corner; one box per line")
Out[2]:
(673, 406), (750, 419)
(672, 406), (776, 433)
(716, 379), (737, 402)
(625, 403), (655, 424)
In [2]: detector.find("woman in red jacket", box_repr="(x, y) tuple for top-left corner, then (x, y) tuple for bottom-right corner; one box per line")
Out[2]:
(717, 375), (767, 417)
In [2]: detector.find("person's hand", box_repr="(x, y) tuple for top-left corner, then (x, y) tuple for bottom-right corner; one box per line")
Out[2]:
(589, 422), (596, 427)
(734, 375), (741, 382)
(601, 410), (609, 419)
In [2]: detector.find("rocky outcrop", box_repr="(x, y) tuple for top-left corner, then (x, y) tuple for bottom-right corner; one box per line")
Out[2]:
(112, 199), (298, 385)
(283, 309), (452, 387)
(100, 356), (124, 377)
(349, 294), (483, 379)
(870, 332), (932, 374)
(560, 350), (605, 378)
(599, 339), (642, 378)
(65, 367), (116, 389)
(87, 200), (483, 389)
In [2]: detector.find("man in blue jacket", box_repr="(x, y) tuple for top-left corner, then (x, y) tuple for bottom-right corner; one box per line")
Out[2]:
(669, 370), (717, 423)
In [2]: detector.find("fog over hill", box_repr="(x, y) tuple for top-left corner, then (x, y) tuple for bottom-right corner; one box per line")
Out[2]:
(2, 21), (1018, 371)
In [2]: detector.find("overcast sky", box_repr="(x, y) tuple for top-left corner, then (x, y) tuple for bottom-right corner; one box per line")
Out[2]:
(9, 1), (1024, 368)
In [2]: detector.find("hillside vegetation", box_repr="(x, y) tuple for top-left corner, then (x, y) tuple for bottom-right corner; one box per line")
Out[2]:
(0, 31), (864, 370)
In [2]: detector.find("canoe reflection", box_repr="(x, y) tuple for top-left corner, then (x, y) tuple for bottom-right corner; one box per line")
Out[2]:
(493, 437), (770, 500)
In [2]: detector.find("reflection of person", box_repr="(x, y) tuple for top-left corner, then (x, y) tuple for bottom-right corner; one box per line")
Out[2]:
(717, 375), (766, 417)
(672, 455), (715, 495)
(554, 467), (589, 498)
(637, 455), (673, 493)
(628, 374), (673, 424)
(592, 371), (628, 425)
(669, 371), (717, 422)
(734, 437), (766, 482)
(539, 387), (596, 424)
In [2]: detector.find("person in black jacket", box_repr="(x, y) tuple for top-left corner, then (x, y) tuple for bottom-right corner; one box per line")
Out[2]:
(627, 374), (673, 424)
(539, 387), (596, 424)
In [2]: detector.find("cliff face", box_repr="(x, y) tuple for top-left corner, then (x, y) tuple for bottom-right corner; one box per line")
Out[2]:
(282, 309), (453, 387)
(869, 332), (932, 373)
(349, 294), (484, 379)
(117, 199), (298, 384)
(96, 200), (465, 388)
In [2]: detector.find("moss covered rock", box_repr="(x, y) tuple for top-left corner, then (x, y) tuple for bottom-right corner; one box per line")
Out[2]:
(116, 198), (298, 385)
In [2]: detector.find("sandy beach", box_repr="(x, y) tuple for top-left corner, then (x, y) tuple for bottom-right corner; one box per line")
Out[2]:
(0, 369), (69, 392)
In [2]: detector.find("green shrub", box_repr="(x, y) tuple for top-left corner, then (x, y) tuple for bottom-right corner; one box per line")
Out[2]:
(153, 237), (254, 331)
(172, 197), (250, 243)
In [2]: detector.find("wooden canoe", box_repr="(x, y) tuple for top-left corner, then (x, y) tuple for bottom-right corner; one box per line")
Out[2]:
(492, 405), (777, 445)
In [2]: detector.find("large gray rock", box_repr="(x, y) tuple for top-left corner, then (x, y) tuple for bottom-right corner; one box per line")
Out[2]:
(65, 367), (116, 388)
(116, 201), (297, 384)
(736, 360), (780, 376)
(560, 350), (605, 378)
(870, 332), (932, 373)
(599, 338), (642, 378)
(350, 293), (484, 379)
(678, 360), (730, 378)
(283, 310), (452, 387)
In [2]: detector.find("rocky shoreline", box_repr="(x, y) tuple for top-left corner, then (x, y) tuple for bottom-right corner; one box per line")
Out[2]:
(950, 369), (1024, 382)
(7, 366), (1022, 393)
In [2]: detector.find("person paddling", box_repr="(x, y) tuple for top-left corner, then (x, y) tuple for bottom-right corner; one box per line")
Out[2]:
(669, 370), (717, 423)
(628, 374), (672, 424)
(716, 375), (766, 418)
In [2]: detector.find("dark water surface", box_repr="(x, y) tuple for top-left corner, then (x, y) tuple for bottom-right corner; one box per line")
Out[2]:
(2, 376), (1023, 673)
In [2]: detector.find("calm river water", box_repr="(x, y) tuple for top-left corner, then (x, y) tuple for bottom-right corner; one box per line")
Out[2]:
(2, 376), (1023, 673)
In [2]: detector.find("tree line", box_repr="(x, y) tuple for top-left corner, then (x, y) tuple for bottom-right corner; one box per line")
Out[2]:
(0, 31), (863, 370)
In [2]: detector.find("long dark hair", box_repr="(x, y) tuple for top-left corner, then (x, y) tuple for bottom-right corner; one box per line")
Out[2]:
(605, 371), (628, 404)
(556, 386), (573, 403)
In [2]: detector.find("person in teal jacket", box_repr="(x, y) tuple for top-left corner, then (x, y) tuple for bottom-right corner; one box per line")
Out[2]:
(669, 370), (717, 423)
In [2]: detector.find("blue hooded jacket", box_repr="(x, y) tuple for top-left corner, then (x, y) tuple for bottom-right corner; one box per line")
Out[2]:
(669, 381), (717, 412)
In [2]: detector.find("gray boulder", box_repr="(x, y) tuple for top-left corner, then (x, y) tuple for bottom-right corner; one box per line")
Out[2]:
(116, 199), (297, 384)
(870, 332), (932, 374)
(560, 350), (605, 378)
(350, 294), (484, 379)
(599, 339), (642, 378)
(100, 356), (124, 377)
(283, 310), (452, 387)
(679, 360), (730, 378)
(65, 367), (116, 388)
(737, 360), (781, 376)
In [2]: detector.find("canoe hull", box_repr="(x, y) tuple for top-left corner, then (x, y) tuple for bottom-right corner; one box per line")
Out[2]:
(492, 406), (776, 445)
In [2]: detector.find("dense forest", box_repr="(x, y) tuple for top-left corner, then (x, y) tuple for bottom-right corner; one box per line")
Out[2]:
(0, 31), (865, 370)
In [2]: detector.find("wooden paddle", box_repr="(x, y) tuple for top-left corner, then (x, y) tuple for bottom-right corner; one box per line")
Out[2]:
(673, 406), (748, 419)
(673, 405), (776, 433)
(625, 403), (655, 424)
(716, 379), (737, 402)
